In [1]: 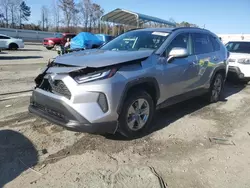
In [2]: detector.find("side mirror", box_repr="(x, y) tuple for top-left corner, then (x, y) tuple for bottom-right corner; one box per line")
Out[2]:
(167, 47), (188, 63)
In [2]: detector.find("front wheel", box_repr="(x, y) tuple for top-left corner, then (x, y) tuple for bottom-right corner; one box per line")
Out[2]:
(118, 90), (155, 138)
(207, 73), (224, 103)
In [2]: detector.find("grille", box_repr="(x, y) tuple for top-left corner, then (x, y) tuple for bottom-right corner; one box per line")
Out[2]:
(34, 102), (65, 120)
(38, 79), (71, 99)
(51, 80), (71, 99)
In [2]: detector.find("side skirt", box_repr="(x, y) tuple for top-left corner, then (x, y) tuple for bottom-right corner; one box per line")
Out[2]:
(156, 88), (209, 110)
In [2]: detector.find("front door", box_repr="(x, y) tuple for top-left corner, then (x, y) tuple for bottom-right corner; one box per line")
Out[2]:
(159, 33), (199, 99)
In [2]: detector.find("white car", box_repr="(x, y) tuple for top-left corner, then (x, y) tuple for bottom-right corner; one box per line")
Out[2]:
(0, 34), (24, 50)
(226, 41), (250, 84)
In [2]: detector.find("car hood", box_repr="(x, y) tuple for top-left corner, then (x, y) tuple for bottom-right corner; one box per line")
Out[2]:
(54, 49), (153, 67)
(229, 52), (250, 59)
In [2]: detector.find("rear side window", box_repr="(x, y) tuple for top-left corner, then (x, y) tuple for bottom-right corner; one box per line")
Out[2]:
(192, 33), (214, 54)
(0, 35), (10, 39)
(210, 35), (220, 51)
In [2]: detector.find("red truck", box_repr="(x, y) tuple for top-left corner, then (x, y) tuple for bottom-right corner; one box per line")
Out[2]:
(43, 33), (76, 50)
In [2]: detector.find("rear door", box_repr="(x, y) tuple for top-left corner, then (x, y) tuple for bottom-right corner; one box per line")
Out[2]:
(191, 32), (218, 88)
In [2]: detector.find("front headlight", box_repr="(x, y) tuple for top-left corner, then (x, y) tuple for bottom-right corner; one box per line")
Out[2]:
(74, 67), (118, 84)
(238, 58), (250, 64)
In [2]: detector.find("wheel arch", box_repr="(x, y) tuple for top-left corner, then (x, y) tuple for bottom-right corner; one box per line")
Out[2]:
(117, 77), (160, 114)
(8, 42), (19, 49)
(210, 66), (227, 84)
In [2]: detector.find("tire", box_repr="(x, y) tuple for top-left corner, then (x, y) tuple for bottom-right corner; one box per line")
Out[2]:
(46, 47), (53, 50)
(206, 73), (224, 103)
(241, 80), (249, 85)
(9, 43), (18, 50)
(118, 90), (155, 138)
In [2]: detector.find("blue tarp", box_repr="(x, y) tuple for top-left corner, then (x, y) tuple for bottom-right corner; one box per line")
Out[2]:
(95, 34), (115, 43)
(70, 32), (103, 50)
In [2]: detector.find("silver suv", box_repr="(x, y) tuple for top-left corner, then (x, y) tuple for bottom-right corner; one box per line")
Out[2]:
(29, 27), (228, 138)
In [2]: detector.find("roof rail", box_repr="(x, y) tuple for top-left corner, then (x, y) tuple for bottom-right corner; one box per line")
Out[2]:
(172, 27), (206, 31)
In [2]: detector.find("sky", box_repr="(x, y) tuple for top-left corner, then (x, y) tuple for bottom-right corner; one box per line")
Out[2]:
(26, 0), (250, 34)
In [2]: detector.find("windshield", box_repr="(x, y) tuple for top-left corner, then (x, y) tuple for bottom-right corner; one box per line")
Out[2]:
(55, 33), (63, 38)
(226, 42), (250, 53)
(100, 30), (169, 51)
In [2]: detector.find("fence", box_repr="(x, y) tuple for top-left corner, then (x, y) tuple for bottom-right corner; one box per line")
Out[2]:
(0, 28), (61, 42)
(1, 27), (250, 44)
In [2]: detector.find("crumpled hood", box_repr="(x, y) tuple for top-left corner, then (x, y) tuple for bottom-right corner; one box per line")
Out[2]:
(54, 49), (153, 67)
(229, 52), (250, 59)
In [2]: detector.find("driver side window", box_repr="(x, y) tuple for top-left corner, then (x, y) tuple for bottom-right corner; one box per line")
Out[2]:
(165, 33), (189, 56)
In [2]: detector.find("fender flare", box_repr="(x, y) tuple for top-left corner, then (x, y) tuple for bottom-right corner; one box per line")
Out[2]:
(210, 65), (227, 84)
(117, 77), (160, 114)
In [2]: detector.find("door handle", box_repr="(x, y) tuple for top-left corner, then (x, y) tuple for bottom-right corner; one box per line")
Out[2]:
(189, 62), (197, 66)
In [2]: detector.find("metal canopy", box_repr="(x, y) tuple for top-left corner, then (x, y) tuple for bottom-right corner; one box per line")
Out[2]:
(101, 8), (176, 27)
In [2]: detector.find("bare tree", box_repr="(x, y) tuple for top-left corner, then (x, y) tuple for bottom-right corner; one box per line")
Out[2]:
(52, 0), (60, 32)
(58, 0), (76, 31)
(9, 0), (21, 28)
(41, 5), (49, 31)
(81, 0), (91, 31)
(92, 3), (103, 32)
(0, 0), (10, 27)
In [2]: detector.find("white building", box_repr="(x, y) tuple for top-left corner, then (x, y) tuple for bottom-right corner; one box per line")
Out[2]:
(217, 34), (250, 44)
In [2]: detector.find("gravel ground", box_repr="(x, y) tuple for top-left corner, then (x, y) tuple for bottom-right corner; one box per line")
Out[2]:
(0, 45), (250, 188)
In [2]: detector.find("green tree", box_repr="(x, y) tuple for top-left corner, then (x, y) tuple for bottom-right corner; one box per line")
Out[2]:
(19, 1), (31, 27)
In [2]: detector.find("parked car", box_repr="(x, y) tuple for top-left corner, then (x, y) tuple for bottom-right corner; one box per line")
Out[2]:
(29, 27), (228, 138)
(95, 34), (115, 44)
(0, 34), (24, 50)
(43, 33), (76, 50)
(226, 41), (250, 84)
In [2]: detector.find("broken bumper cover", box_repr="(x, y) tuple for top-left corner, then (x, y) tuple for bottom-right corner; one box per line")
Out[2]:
(28, 90), (117, 134)
(228, 66), (250, 81)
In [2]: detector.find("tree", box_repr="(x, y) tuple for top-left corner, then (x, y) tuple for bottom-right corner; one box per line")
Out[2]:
(91, 3), (104, 32)
(81, 0), (91, 31)
(19, 1), (31, 27)
(58, 0), (76, 31)
(0, 0), (10, 27)
(52, 0), (60, 32)
(9, 0), (21, 28)
(41, 5), (49, 31)
(0, 13), (5, 26)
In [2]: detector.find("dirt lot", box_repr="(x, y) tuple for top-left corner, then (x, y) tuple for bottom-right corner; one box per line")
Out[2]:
(0, 44), (250, 188)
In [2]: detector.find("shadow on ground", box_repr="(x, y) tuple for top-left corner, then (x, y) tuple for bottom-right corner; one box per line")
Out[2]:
(17, 49), (42, 52)
(0, 130), (38, 187)
(106, 82), (246, 141)
(0, 56), (43, 60)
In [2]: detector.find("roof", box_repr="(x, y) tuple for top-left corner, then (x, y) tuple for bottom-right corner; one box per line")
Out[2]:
(101, 8), (176, 27)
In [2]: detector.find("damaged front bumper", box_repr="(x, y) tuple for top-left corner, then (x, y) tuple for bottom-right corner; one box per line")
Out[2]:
(29, 89), (118, 134)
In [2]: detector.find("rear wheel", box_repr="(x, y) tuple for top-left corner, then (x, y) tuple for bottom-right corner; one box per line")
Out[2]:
(9, 43), (18, 50)
(118, 90), (155, 138)
(206, 73), (224, 103)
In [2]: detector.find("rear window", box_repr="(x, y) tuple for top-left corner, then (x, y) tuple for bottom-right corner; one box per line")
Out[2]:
(192, 33), (214, 54)
(0, 35), (10, 39)
(226, 42), (250, 53)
